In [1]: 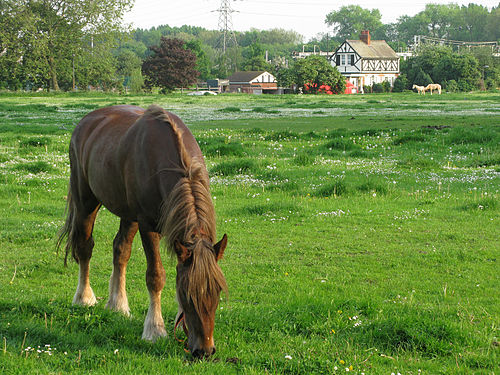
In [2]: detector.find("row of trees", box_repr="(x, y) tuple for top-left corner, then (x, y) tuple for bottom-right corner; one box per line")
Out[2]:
(0, 1), (498, 92)
(394, 45), (498, 92)
(318, 3), (500, 50)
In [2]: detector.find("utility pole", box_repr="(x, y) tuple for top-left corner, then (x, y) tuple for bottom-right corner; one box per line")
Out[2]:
(72, 53), (75, 91)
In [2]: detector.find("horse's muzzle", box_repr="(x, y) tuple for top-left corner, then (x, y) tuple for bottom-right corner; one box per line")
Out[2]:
(192, 346), (216, 358)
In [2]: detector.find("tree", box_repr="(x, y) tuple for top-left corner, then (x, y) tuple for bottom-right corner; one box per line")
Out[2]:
(279, 55), (345, 94)
(325, 6), (384, 41)
(0, 1), (37, 89)
(142, 37), (199, 92)
(241, 42), (271, 71)
(486, 6), (500, 41)
(413, 69), (433, 86)
(395, 14), (430, 44)
(401, 45), (482, 91)
(185, 39), (211, 80)
(0, 0), (132, 91)
(276, 67), (295, 88)
(31, 0), (132, 90)
(453, 4), (489, 41)
(115, 49), (143, 90)
(419, 3), (460, 39)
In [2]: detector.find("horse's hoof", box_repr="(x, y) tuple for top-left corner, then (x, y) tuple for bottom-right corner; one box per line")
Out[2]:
(142, 325), (167, 342)
(73, 290), (97, 306)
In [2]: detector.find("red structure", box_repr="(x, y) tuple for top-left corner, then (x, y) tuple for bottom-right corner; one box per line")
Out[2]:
(344, 80), (356, 94)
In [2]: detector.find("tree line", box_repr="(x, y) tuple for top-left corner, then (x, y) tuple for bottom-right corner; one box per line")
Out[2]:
(0, 1), (498, 92)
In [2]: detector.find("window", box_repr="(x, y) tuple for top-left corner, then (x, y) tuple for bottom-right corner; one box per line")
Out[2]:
(341, 54), (345, 66)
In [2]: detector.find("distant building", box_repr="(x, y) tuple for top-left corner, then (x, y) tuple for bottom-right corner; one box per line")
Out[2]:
(228, 71), (278, 94)
(330, 31), (399, 92)
(206, 79), (229, 93)
(292, 45), (334, 59)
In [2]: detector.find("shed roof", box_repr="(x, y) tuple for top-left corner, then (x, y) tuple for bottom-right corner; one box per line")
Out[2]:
(346, 40), (398, 59)
(228, 71), (269, 82)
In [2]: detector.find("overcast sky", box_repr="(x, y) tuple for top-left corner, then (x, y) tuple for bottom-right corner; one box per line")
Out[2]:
(123, 0), (499, 41)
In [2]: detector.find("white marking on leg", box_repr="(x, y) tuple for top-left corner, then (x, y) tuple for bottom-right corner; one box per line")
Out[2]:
(106, 266), (130, 316)
(73, 262), (96, 306)
(142, 291), (166, 342)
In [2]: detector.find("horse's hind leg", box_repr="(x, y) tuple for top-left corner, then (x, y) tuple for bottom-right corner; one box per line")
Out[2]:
(72, 204), (100, 306)
(106, 219), (138, 316)
(139, 223), (167, 341)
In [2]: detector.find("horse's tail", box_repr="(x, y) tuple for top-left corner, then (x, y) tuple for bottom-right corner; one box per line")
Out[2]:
(56, 185), (77, 266)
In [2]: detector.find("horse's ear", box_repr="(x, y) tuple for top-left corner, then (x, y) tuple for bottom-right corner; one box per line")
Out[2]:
(214, 234), (227, 261)
(175, 241), (191, 263)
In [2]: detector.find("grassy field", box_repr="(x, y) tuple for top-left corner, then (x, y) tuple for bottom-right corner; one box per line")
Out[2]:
(0, 92), (498, 374)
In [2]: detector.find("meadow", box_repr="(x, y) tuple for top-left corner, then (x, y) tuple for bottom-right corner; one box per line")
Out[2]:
(0, 91), (498, 374)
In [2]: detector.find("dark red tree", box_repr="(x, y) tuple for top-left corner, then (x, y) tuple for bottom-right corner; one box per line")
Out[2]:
(142, 37), (199, 92)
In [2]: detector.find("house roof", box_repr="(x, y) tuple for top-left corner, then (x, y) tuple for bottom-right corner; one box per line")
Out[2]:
(228, 71), (270, 82)
(345, 40), (398, 59)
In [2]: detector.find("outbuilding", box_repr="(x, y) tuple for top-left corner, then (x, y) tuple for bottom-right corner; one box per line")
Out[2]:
(228, 71), (278, 94)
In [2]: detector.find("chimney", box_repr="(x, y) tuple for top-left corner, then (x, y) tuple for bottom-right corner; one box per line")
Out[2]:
(360, 30), (370, 45)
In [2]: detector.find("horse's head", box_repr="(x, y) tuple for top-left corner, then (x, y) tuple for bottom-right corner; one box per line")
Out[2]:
(174, 234), (227, 358)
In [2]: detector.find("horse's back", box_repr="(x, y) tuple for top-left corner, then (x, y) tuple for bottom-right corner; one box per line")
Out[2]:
(69, 105), (203, 224)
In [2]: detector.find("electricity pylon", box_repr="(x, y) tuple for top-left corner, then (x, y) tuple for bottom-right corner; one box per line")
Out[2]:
(214, 0), (238, 74)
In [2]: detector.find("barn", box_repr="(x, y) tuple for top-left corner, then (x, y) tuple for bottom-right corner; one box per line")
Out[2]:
(330, 30), (399, 93)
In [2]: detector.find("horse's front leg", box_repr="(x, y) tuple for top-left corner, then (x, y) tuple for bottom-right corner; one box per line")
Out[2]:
(106, 220), (138, 316)
(139, 224), (167, 341)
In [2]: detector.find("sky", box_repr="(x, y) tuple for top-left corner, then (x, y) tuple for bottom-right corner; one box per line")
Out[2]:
(123, 0), (499, 41)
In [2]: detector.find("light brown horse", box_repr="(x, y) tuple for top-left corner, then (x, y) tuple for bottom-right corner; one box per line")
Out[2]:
(58, 105), (227, 358)
(425, 83), (442, 95)
(412, 84), (426, 95)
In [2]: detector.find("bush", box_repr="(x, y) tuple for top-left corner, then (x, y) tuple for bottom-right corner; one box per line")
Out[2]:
(393, 74), (408, 92)
(444, 80), (459, 92)
(457, 78), (478, 92)
(413, 68), (433, 86)
(382, 80), (391, 92)
(484, 78), (497, 90)
(372, 83), (384, 93)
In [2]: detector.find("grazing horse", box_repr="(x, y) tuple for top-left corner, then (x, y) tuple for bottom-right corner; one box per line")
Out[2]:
(425, 83), (442, 95)
(58, 105), (227, 358)
(412, 84), (426, 95)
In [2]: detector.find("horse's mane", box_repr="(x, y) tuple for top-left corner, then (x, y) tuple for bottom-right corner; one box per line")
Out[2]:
(144, 105), (226, 314)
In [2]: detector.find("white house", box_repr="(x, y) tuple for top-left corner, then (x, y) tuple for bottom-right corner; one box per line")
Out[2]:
(330, 31), (399, 92)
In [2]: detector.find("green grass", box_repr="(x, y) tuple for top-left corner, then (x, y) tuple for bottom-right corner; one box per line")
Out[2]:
(0, 92), (499, 374)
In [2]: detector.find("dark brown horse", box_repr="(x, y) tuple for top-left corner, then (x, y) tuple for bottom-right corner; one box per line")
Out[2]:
(58, 105), (227, 358)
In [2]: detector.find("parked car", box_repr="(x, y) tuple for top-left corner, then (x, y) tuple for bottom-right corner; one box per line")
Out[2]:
(187, 90), (217, 96)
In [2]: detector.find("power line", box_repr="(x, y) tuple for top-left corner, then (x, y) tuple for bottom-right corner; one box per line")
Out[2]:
(244, 0), (333, 5)
(238, 11), (320, 19)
